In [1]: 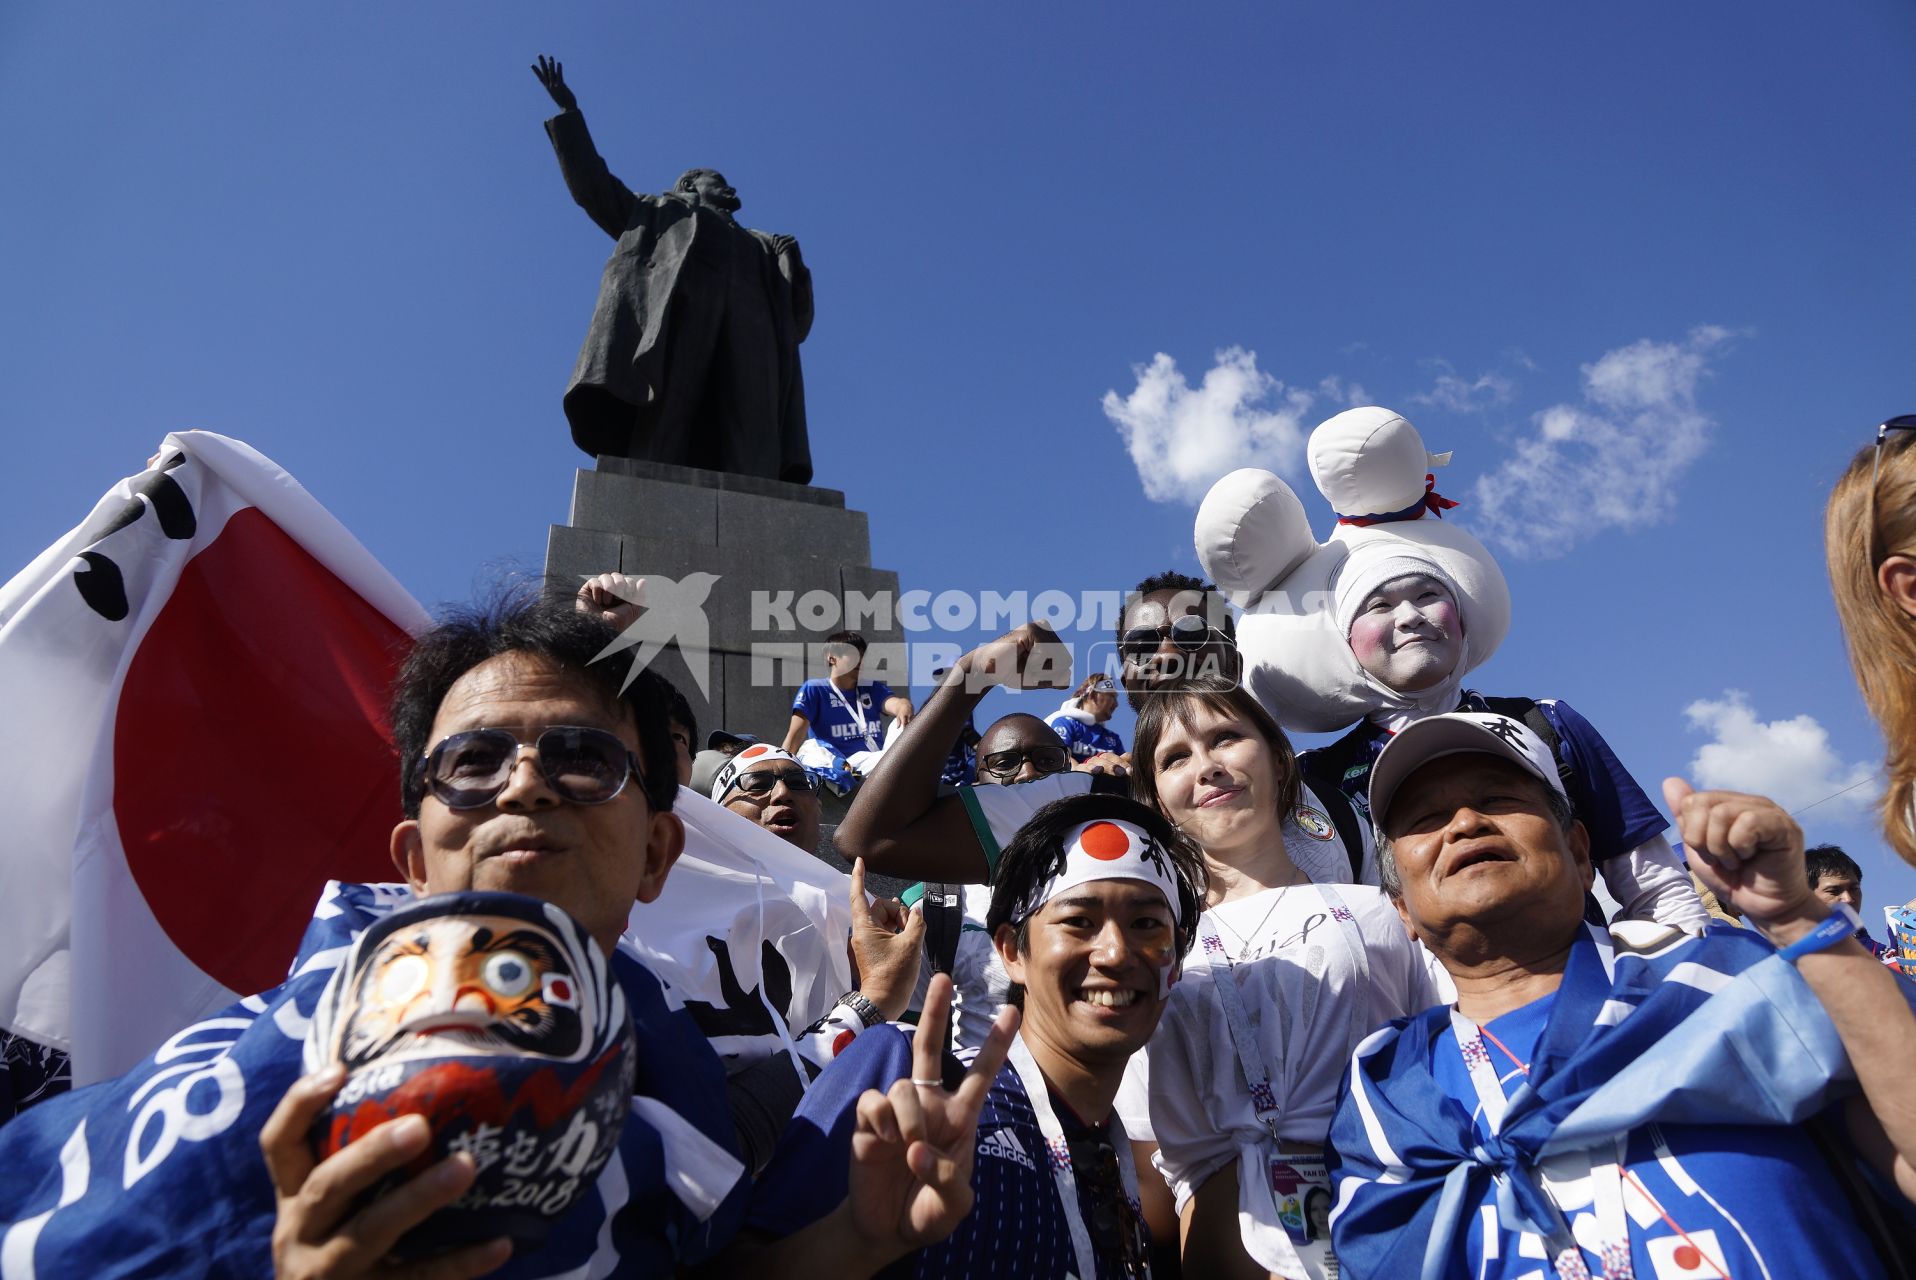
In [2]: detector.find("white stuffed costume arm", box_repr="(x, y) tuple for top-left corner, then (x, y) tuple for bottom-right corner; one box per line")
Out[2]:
(1600, 833), (1709, 933)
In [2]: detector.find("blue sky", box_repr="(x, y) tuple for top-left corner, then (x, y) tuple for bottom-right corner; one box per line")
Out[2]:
(3, 2), (1914, 923)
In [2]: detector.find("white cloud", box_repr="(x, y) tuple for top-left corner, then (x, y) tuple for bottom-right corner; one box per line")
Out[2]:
(1683, 690), (1876, 817)
(1102, 347), (1314, 505)
(1409, 361), (1515, 413)
(1470, 325), (1734, 558)
(1317, 375), (1372, 409)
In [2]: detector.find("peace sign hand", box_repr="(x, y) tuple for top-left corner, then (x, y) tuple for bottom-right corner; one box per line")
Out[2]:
(845, 974), (1018, 1258)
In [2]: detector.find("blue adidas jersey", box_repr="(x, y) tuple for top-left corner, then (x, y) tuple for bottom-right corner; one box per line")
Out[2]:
(748, 1025), (1140, 1279)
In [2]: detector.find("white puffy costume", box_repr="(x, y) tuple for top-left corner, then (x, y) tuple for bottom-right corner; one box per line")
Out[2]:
(1194, 406), (1704, 931)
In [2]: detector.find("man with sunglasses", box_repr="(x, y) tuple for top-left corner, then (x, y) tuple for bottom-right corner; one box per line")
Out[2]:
(1116, 571), (1240, 709)
(0, 597), (767, 1277)
(714, 742), (824, 852)
(976, 712), (1074, 785)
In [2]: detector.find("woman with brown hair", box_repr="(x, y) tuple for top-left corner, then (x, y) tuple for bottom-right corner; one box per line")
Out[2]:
(1828, 416), (1916, 866)
(1115, 676), (1435, 1280)
(1798, 416), (1916, 1193)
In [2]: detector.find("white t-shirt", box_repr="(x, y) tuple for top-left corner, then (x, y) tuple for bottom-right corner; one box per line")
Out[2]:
(1118, 882), (1437, 1278)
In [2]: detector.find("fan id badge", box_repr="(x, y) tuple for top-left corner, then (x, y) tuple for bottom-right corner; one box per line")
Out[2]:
(1271, 1155), (1339, 1278)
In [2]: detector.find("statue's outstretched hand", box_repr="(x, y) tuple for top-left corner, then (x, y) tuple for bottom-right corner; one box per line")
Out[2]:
(532, 55), (578, 112)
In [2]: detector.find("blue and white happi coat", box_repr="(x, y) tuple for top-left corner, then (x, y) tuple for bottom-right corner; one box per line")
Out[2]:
(1327, 919), (1914, 1280)
(0, 881), (747, 1279)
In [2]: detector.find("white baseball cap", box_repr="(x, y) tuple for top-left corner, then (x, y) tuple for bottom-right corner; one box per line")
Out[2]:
(1367, 711), (1567, 829)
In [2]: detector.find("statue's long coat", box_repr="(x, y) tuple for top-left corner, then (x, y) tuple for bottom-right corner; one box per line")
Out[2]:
(544, 109), (813, 483)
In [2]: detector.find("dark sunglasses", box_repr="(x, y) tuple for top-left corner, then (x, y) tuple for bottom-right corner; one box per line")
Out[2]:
(1867, 415), (1916, 563)
(979, 745), (1069, 778)
(422, 726), (643, 810)
(1119, 614), (1229, 663)
(724, 767), (817, 799)
(1067, 1131), (1149, 1278)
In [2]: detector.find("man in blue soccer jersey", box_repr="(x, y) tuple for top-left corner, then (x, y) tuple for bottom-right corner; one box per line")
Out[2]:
(1328, 712), (1916, 1280)
(746, 793), (1206, 1279)
(783, 631), (915, 794)
(1048, 675), (1126, 764)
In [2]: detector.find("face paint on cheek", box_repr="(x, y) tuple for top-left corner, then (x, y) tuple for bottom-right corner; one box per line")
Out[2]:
(1137, 941), (1179, 1000)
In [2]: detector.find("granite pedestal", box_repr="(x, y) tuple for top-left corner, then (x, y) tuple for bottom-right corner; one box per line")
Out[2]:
(546, 457), (908, 761)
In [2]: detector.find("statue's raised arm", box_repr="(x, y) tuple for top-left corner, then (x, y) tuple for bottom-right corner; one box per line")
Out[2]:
(531, 54), (577, 113)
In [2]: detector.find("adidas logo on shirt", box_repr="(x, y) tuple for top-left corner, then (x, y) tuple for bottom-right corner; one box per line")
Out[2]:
(977, 1126), (1036, 1171)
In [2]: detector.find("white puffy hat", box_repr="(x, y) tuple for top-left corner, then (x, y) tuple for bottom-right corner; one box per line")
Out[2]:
(1309, 406), (1454, 522)
(1193, 409), (1511, 733)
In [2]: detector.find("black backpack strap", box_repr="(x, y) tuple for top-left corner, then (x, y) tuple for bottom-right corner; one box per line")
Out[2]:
(1480, 695), (1577, 796)
(1298, 744), (1368, 883)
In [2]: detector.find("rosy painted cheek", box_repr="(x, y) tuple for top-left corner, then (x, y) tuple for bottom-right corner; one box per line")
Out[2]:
(1426, 601), (1460, 634)
(1348, 617), (1388, 664)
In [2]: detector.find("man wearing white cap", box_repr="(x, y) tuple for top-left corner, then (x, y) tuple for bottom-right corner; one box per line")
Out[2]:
(1328, 712), (1915, 1279)
(748, 793), (1206, 1279)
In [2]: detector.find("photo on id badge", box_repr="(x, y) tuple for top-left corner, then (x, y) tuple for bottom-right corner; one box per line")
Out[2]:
(1272, 1155), (1334, 1247)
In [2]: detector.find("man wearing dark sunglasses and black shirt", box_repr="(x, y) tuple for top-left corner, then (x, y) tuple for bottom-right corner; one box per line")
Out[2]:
(1116, 571), (1240, 710)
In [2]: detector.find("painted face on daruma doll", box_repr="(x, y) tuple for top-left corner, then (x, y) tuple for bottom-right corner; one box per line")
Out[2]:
(337, 912), (585, 1069)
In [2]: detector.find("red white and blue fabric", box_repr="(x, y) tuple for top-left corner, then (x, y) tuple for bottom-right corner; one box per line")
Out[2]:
(0, 433), (854, 1089)
(0, 433), (428, 1084)
(1327, 920), (1914, 1279)
(0, 881), (748, 1278)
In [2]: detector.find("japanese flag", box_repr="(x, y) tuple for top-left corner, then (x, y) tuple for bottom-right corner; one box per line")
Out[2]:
(0, 432), (427, 1083)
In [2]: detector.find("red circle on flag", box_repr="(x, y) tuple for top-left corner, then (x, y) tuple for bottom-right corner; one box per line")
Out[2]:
(1080, 822), (1131, 860)
(1673, 1245), (1700, 1270)
(550, 978), (572, 1001)
(113, 509), (413, 996)
(738, 744), (772, 761)
(832, 1029), (856, 1056)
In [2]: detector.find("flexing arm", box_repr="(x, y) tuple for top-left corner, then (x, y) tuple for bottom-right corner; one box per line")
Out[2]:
(1666, 779), (1916, 1200)
(835, 625), (1071, 882)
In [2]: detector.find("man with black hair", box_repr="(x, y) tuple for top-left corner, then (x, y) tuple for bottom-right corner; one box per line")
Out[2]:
(0, 596), (739, 1276)
(749, 793), (1206, 1279)
(1117, 571), (1240, 709)
(1807, 843), (1895, 962)
(783, 630), (914, 794)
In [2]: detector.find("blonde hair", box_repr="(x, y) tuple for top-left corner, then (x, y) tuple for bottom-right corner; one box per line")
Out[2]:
(1826, 431), (1916, 865)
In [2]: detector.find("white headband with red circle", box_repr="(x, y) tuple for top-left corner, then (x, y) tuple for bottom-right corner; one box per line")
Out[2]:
(709, 742), (802, 801)
(1024, 819), (1182, 920)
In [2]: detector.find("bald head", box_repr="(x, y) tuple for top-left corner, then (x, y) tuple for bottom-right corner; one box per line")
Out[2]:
(976, 713), (1069, 784)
